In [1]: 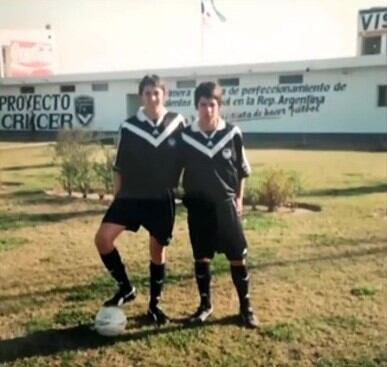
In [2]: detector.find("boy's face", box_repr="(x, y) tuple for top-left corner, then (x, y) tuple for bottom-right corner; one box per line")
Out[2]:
(197, 97), (220, 125)
(141, 85), (165, 111)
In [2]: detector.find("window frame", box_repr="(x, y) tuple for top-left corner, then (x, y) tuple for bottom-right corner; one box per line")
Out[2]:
(279, 74), (304, 84)
(60, 85), (76, 93)
(377, 85), (387, 107)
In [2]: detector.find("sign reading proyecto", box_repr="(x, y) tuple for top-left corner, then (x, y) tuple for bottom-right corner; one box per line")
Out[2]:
(0, 94), (95, 131)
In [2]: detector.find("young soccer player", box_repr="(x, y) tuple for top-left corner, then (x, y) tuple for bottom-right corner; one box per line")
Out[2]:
(94, 74), (185, 325)
(177, 81), (259, 328)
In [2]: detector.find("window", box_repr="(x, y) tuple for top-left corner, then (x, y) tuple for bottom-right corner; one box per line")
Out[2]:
(92, 83), (109, 91)
(176, 80), (196, 88)
(279, 74), (303, 84)
(218, 78), (239, 87)
(20, 86), (35, 94)
(362, 36), (381, 55)
(378, 85), (387, 107)
(60, 85), (76, 93)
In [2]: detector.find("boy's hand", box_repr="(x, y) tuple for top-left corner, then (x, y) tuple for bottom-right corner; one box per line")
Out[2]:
(235, 197), (243, 216)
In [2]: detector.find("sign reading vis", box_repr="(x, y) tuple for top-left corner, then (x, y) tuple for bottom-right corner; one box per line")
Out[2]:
(359, 8), (387, 32)
(0, 94), (95, 130)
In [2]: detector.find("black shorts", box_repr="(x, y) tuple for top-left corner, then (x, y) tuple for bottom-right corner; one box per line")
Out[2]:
(102, 194), (175, 246)
(184, 197), (247, 261)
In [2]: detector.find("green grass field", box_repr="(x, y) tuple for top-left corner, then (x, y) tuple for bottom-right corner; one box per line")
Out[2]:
(0, 144), (386, 367)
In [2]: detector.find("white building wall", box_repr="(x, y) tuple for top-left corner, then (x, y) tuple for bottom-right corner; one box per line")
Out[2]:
(0, 60), (386, 135)
(164, 66), (387, 134)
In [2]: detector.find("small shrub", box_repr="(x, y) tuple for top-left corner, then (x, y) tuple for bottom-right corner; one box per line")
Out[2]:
(54, 129), (93, 157)
(257, 167), (302, 212)
(54, 129), (97, 198)
(244, 185), (260, 210)
(74, 152), (95, 198)
(58, 159), (78, 196)
(93, 145), (114, 199)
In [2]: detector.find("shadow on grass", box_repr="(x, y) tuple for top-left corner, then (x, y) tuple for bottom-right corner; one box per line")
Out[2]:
(0, 209), (105, 230)
(304, 234), (386, 248)
(0, 189), (111, 207)
(0, 181), (23, 187)
(0, 316), (239, 363)
(0, 189), (74, 204)
(255, 246), (386, 271)
(0, 189), (46, 200)
(0, 245), (385, 305)
(304, 183), (387, 197)
(1, 163), (56, 171)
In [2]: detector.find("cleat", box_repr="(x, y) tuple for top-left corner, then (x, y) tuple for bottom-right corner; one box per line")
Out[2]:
(189, 304), (213, 324)
(104, 286), (136, 307)
(240, 307), (259, 329)
(147, 306), (170, 325)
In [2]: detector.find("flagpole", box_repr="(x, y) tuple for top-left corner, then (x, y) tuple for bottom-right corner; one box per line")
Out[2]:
(0, 46), (4, 78)
(199, 0), (226, 65)
(200, 0), (204, 64)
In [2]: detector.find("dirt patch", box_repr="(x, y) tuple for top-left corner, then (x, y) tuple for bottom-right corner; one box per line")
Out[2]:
(246, 204), (320, 214)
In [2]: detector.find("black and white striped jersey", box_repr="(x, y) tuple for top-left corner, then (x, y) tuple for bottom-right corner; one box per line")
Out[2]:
(114, 108), (185, 199)
(178, 119), (251, 202)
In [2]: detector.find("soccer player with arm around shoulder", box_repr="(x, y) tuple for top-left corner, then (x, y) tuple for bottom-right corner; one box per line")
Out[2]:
(176, 81), (259, 328)
(94, 75), (185, 325)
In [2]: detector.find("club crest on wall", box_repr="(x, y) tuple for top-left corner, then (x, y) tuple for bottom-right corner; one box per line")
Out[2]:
(75, 95), (94, 126)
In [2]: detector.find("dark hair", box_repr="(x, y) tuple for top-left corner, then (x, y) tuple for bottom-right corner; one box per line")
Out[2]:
(138, 74), (166, 96)
(194, 81), (222, 108)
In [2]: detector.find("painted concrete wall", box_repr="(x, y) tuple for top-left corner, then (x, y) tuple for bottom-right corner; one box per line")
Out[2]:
(0, 61), (386, 135)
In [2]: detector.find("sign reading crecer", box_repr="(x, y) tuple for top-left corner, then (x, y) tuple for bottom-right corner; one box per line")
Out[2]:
(0, 94), (95, 130)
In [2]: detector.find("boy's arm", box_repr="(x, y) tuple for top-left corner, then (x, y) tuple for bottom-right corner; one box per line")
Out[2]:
(113, 172), (122, 197)
(172, 130), (185, 190)
(113, 125), (124, 197)
(234, 129), (251, 216)
(235, 178), (245, 216)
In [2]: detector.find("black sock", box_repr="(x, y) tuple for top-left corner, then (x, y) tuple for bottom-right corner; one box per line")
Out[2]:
(100, 248), (132, 290)
(149, 262), (165, 309)
(195, 261), (212, 308)
(230, 265), (251, 311)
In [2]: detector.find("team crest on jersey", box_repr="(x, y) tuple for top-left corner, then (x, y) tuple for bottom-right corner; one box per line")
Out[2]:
(75, 96), (94, 126)
(222, 147), (232, 159)
(167, 137), (176, 147)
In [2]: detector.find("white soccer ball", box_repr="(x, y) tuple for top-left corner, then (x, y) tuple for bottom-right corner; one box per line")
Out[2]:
(94, 306), (127, 337)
